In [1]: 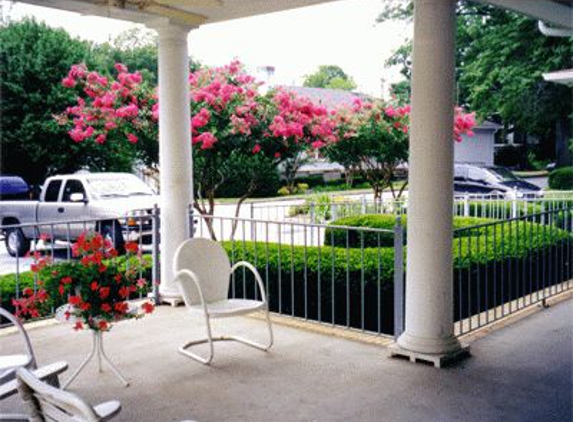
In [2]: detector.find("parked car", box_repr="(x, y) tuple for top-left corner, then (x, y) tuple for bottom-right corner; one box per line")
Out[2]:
(0, 172), (159, 257)
(0, 175), (30, 200)
(454, 164), (543, 198)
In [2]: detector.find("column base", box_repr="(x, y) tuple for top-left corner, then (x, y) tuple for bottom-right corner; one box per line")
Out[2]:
(387, 342), (470, 368)
(158, 290), (184, 307)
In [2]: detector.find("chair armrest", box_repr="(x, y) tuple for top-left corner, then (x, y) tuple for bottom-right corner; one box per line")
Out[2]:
(93, 400), (122, 421)
(174, 269), (208, 313)
(230, 261), (268, 304)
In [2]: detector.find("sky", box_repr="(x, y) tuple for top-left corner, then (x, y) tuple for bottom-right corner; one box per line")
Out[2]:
(2, 0), (412, 97)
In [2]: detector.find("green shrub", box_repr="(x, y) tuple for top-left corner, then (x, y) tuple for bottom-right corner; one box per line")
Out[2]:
(548, 167), (573, 190)
(325, 215), (493, 248)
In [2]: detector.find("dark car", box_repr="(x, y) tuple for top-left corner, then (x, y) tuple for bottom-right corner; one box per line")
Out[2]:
(454, 165), (542, 198)
(0, 175), (30, 200)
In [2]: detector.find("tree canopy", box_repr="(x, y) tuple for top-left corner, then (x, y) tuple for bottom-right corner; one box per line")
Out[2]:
(303, 65), (357, 91)
(379, 1), (572, 166)
(0, 19), (164, 184)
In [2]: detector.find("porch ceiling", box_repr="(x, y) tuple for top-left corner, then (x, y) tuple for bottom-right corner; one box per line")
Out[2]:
(15, 0), (343, 27)
(18, 0), (573, 29)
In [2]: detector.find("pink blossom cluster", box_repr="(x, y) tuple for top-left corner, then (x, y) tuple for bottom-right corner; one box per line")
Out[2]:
(58, 63), (152, 145)
(188, 60), (262, 151)
(266, 89), (338, 156)
(454, 107), (477, 142)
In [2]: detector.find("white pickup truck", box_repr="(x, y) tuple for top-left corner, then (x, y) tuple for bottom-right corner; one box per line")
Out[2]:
(0, 172), (159, 257)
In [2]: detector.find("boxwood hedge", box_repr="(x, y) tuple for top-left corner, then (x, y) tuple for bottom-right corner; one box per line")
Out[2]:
(548, 167), (573, 190)
(324, 215), (493, 248)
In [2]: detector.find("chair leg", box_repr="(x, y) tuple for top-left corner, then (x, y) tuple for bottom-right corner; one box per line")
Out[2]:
(229, 308), (274, 351)
(179, 310), (274, 365)
(179, 315), (215, 365)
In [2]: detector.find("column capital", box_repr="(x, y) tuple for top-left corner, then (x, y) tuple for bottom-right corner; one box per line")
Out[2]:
(148, 19), (197, 39)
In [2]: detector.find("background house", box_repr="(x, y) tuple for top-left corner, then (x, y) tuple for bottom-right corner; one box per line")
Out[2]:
(455, 120), (501, 166)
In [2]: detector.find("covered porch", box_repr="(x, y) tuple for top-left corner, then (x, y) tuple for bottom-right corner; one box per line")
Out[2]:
(1, 296), (571, 421)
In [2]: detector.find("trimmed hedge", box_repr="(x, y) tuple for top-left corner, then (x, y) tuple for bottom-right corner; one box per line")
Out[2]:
(325, 215), (493, 248)
(548, 167), (573, 190)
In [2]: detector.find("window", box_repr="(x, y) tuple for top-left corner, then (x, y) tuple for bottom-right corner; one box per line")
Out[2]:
(44, 180), (62, 202)
(62, 180), (86, 202)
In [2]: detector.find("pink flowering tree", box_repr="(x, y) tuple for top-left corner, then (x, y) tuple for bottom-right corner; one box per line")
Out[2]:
(325, 100), (476, 200)
(187, 62), (289, 238)
(265, 89), (338, 193)
(56, 63), (159, 170)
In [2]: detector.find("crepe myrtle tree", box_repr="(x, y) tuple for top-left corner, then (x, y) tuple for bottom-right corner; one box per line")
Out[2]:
(325, 99), (476, 200)
(265, 88), (338, 194)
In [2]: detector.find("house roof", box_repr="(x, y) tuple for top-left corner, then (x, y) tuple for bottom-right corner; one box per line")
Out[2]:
(543, 69), (573, 86)
(278, 86), (371, 109)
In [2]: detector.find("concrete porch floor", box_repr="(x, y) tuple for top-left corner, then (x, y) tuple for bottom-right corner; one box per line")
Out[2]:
(1, 299), (571, 422)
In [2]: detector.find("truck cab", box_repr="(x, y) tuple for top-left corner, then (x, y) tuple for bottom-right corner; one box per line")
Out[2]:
(1, 172), (158, 257)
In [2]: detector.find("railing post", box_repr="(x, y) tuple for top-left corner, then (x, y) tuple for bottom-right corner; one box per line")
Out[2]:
(152, 204), (160, 304)
(189, 205), (195, 239)
(361, 195), (367, 215)
(511, 191), (518, 219)
(331, 203), (338, 221)
(393, 216), (405, 339)
(463, 195), (470, 217)
(310, 202), (316, 224)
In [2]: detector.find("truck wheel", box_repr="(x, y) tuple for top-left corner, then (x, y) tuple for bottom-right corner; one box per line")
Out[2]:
(5, 228), (30, 257)
(101, 222), (125, 255)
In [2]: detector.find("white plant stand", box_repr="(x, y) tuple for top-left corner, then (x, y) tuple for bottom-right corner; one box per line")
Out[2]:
(55, 305), (130, 389)
(62, 330), (129, 389)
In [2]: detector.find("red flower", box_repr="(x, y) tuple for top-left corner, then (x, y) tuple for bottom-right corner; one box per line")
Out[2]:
(99, 287), (110, 300)
(22, 287), (33, 296)
(58, 285), (65, 296)
(98, 320), (109, 331)
(101, 303), (112, 312)
(90, 281), (99, 291)
(141, 302), (155, 314)
(98, 265), (108, 273)
(119, 286), (130, 298)
(136, 278), (147, 289)
(114, 302), (128, 314)
(114, 274), (123, 283)
(73, 321), (84, 331)
(61, 276), (72, 285)
(68, 295), (82, 306)
(80, 302), (91, 311)
(125, 242), (139, 253)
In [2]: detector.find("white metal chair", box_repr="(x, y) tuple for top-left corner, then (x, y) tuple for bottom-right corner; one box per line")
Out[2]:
(16, 367), (121, 422)
(173, 238), (274, 364)
(0, 308), (36, 385)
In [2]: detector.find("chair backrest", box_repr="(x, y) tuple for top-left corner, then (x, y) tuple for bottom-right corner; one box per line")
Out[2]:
(16, 367), (102, 422)
(173, 238), (231, 306)
(0, 307), (37, 373)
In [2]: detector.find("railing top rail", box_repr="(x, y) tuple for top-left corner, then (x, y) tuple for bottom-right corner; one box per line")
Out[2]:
(198, 214), (396, 234)
(453, 205), (572, 233)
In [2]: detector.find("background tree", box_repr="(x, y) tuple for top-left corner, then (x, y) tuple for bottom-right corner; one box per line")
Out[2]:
(303, 65), (357, 91)
(379, 1), (572, 168)
(0, 20), (165, 184)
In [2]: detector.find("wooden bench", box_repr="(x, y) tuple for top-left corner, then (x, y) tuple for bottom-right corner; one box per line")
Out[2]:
(0, 361), (68, 401)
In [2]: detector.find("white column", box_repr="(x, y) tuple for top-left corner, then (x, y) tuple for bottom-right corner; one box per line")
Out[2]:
(156, 23), (193, 304)
(396, 0), (463, 357)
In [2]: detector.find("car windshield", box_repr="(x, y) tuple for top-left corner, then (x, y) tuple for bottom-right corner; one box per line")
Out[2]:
(487, 167), (519, 182)
(86, 175), (154, 198)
